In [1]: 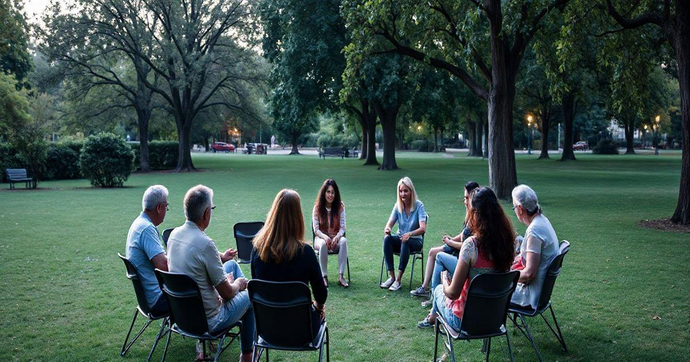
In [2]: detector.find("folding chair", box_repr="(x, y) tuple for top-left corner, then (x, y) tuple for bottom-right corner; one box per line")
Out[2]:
(248, 280), (329, 362)
(233, 222), (264, 264)
(509, 240), (570, 362)
(434, 271), (520, 362)
(378, 216), (428, 290)
(311, 221), (350, 285)
(117, 253), (169, 361)
(155, 270), (242, 362)
(161, 228), (174, 249)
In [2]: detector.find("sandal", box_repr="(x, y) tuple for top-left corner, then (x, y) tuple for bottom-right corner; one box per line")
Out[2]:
(338, 278), (349, 288)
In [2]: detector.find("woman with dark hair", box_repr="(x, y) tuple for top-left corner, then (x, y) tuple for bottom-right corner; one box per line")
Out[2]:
(418, 187), (515, 330)
(251, 189), (327, 334)
(411, 181), (480, 300)
(312, 179), (348, 288)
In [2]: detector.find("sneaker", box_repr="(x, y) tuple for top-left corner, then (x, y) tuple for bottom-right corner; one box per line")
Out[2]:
(388, 280), (402, 291)
(380, 277), (394, 289)
(421, 299), (432, 308)
(417, 315), (433, 329)
(410, 286), (429, 297)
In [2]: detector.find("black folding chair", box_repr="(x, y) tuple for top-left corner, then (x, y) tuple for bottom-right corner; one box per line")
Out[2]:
(509, 240), (570, 362)
(155, 270), (242, 362)
(434, 271), (520, 362)
(161, 228), (174, 249)
(117, 253), (169, 361)
(378, 215), (428, 290)
(233, 222), (264, 264)
(311, 221), (350, 285)
(248, 280), (329, 362)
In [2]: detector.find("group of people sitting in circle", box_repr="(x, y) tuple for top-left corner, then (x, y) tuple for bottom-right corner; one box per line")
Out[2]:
(125, 175), (559, 361)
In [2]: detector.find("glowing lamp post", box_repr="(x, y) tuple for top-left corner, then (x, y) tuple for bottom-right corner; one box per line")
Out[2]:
(527, 115), (533, 155)
(654, 115), (661, 155)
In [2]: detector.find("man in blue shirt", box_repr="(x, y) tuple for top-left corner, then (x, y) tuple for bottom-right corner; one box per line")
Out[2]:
(125, 185), (170, 315)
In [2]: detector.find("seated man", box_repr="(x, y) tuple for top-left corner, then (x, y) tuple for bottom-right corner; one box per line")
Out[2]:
(167, 185), (254, 362)
(411, 181), (479, 302)
(125, 185), (170, 315)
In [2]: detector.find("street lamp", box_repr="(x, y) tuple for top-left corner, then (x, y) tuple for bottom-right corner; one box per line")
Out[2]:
(527, 115), (533, 155)
(654, 115), (661, 155)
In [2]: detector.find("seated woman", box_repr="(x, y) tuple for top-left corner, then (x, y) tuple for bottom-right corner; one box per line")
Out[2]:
(418, 187), (515, 329)
(251, 189), (327, 334)
(381, 177), (427, 291)
(510, 185), (560, 310)
(312, 179), (348, 288)
(411, 181), (480, 299)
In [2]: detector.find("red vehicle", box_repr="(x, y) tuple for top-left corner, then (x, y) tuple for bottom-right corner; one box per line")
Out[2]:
(573, 141), (589, 151)
(212, 142), (235, 153)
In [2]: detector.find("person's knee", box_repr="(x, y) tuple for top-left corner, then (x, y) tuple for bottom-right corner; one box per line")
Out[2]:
(428, 246), (441, 258)
(339, 237), (347, 246)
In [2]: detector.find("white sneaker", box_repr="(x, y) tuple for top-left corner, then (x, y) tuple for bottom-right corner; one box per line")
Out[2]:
(388, 280), (402, 291)
(380, 277), (394, 289)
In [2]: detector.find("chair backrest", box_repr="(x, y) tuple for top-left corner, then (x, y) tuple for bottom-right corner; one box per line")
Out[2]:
(536, 240), (570, 311)
(118, 253), (153, 315)
(161, 228), (175, 248)
(459, 271), (520, 336)
(233, 222), (264, 262)
(155, 269), (210, 336)
(248, 280), (316, 348)
(6, 168), (28, 179)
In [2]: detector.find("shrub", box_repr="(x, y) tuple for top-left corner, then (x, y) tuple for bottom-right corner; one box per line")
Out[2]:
(130, 141), (179, 170)
(0, 143), (21, 182)
(79, 133), (135, 187)
(593, 138), (620, 155)
(45, 143), (81, 180)
(411, 139), (433, 152)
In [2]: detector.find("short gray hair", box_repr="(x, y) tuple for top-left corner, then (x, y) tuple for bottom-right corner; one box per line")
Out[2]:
(184, 185), (214, 222)
(512, 184), (540, 215)
(142, 185), (169, 211)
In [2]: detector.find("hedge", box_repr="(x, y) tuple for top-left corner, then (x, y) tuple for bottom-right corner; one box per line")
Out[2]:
(130, 141), (179, 170)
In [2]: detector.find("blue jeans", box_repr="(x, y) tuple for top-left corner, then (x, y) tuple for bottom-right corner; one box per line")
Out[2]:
(383, 234), (423, 272)
(430, 252), (458, 290)
(207, 261), (255, 353)
(432, 284), (462, 331)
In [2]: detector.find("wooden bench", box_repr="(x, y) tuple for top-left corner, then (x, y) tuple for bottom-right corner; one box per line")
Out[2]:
(319, 147), (344, 159)
(6, 168), (33, 190)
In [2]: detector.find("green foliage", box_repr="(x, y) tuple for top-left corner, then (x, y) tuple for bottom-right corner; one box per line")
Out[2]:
(410, 139), (433, 152)
(0, 72), (31, 138)
(0, 142), (20, 182)
(593, 138), (620, 155)
(0, 0), (33, 87)
(79, 133), (134, 187)
(45, 143), (81, 180)
(130, 141), (179, 171)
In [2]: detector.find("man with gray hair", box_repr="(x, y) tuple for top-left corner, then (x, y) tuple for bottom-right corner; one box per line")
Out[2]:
(167, 185), (254, 362)
(125, 185), (170, 315)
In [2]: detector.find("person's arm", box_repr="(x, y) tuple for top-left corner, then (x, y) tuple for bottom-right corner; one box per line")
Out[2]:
(384, 206), (398, 236)
(313, 206), (329, 240)
(144, 227), (167, 270)
(204, 241), (244, 301)
(518, 235), (543, 284)
(151, 253), (168, 271)
(305, 246), (328, 305)
(215, 277), (245, 301)
(442, 238), (476, 299)
(335, 204), (346, 240)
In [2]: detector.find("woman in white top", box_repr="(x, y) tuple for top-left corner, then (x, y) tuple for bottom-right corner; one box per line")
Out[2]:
(312, 179), (348, 288)
(511, 184), (560, 310)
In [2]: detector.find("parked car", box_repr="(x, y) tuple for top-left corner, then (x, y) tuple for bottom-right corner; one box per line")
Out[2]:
(212, 142), (235, 153)
(573, 141), (589, 151)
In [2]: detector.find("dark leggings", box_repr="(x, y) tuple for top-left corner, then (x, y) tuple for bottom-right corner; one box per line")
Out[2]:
(383, 234), (423, 272)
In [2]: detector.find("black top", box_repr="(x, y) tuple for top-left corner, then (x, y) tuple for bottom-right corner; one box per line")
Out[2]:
(250, 244), (327, 305)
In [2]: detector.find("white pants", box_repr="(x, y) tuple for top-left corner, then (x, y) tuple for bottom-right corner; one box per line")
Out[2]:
(314, 236), (348, 276)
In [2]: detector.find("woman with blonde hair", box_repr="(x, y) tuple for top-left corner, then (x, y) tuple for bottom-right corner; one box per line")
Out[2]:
(251, 189), (327, 333)
(312, 179), (349, 288)
(381, 177), (427, 291)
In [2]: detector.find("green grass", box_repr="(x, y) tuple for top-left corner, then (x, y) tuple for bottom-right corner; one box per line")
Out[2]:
(0, 151), (688, 361)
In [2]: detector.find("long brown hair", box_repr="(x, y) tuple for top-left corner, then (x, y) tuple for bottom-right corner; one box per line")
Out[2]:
(253, 189), (306, 263)
(314, 179), (342, 232)
(467, 187), (515, 272)
(463, 181), (480, 223)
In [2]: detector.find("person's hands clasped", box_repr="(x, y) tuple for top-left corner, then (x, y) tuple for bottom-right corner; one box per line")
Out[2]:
(330, 235), (341, 251)
(235, 277), (248, 292)
(401, 232), (411, 243)
(442, 235), (451, 244)
(313, 301), (326, 320)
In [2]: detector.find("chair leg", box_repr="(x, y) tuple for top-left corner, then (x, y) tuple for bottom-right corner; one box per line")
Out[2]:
(379, 256), (385, 285)
(484, 338), (491, 362)
(160, 320), (173, 362)
(409, 255), (415, 290)
(121, 309), (154, 357)
(542, 305), (567, 352)
(517, 314), (543, 362)
(433, 317), (440, 361)
(120, 309), (139, 356)
(213, 335), (227, 362)
(346, 258), (351, 285)
(326, 326), (330, 362)
(505, 330), (514, 362)
(147, 317), (169, 362)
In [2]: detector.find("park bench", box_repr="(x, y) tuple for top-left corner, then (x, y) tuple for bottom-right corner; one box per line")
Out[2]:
(6, 168), (33, 190)
(319, 147), (344, 159)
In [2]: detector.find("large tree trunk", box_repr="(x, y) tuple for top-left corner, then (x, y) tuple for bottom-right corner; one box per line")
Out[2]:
(671, 5), (690, 224)
(440, 128), (445, 151)
(483, 120), (489, 159)
(290, 133), (300, 155)
(362, 100), (379, 166)
(359, 122), (368, 160)
(466, 119), (477, 156)
(433, 127), (439, 152)
(624, 120), (635, 154)
(486, 78), (517, 197)
(374, 101), (399, 170)
(175, 117), (195, 172)
(136, 109), (151, 172)
(561, 92), (577, 161)
(539, 112), (551, 159)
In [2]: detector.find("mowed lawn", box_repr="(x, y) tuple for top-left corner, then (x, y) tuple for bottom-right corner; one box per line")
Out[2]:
(0, 151), (688, 361)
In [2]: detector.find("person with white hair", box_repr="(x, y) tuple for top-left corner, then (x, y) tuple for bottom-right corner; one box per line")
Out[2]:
(125, 185), (171, 315)
(380, 177), (428, 291)
(510, 184), (560, 310)
(167, 185), (254, 362)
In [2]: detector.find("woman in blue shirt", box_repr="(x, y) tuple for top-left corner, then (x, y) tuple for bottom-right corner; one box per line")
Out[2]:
(380, 177), (427, 291)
